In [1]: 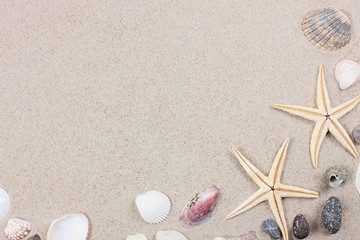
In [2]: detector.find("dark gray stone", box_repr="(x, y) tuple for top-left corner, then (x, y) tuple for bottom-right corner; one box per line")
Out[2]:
(353, 125), (360, 144)
(321, 197), (342, 234)
(28, 234), (41, 240)
(262, 218), (280, 239)
(293, 214), (310, 239)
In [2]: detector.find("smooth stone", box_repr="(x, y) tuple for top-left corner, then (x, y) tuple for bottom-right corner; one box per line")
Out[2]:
(28, 234), (41, 240)
(353, 125), (360, 144)
(262, 219), (280, 239)
(293, 214), (310, 239)
(0, 187), (11, 221)
(321, 197), (342, 234)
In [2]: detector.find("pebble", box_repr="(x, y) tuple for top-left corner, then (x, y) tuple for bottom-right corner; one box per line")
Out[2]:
(353, 125), (360, 144)
(28, 235), (41, 240)
(321, 197), (342, 234)
(262, 219), (280, 239)
(293, 214), (310, 239)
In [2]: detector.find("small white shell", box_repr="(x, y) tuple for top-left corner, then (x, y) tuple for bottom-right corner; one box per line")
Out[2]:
(335, 59), (360, 89)
(156, 230), (188, 240)
(356, 163), (360, 196)
(0, 187), (11, 221)
(4, 218), (31, 240)
(47, 213), (89, 240)
(126, 233), (147, 240)
(135, 191), (171, 224)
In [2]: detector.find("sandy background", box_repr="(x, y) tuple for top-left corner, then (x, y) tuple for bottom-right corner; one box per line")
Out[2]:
(1, 1), (360, 239)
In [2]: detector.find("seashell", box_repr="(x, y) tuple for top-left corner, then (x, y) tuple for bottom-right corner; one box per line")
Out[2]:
(335, 59), (360, 89)
(301, 8), (351, 50)
(180, 186), (219, 229)
(353, 125), (360, 144)
(326, 165), (347, 188)
(27, 235), (41, 240)
(135, 191), (171, 224)
(214, 231), (258, 240)
(47, 213), (88, 240)
(156, 230), (188, 240)
(356, 163), (360, 196)
(0, 187), (11, 221)
(4, 218), (31, 240)
(126, 233), (147, 240)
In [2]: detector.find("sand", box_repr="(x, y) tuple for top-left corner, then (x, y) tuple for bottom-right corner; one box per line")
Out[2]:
(1, 1), (360, 239)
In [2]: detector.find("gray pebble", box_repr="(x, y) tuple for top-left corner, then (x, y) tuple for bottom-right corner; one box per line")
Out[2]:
(262, 218), (280, 239)
(321, 197), (342, 234)
(293, 214), (310, 239)
(353, 125), (360, 144)
(28, 234), (41, 240)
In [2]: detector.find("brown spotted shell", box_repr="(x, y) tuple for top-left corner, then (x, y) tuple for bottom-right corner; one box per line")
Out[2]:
(4, 218), (31, 240)
(301, 8), (351, 50)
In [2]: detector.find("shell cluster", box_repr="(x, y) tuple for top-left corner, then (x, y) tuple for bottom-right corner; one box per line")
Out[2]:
(4, 218), (31, 240)
(136, 191), (171, 224)
(301, 8), (351, 50)
(335, 59), (360, 90)
(47, 213), (89, 240)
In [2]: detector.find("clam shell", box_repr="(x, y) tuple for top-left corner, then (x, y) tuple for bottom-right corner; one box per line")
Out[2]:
(4, 218), (31, 240)
(47, 213), (89, 240)
(214, 231), (258, 240)
(335, 59), (360, 89)
(156, 230), (188, 240)
(356, 163), (360, 196)
(180, 186), (219, 228)
(326, 165), (347, 188)
(135, 191), (171, 224)
(126, 233), (147, 240)
(0, 187), (11, 221)
(301, 8), (351, 50)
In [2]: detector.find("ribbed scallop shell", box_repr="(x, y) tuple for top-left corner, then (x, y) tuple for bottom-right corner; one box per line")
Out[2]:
(135, 191), (171, 224)
(301, 8), (351, 50)
(4, 218), (31, 240)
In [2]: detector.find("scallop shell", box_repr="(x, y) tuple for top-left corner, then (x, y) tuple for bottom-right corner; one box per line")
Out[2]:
(301, 8), (351, 50)
(156, 230), (188, 240)
(214, 231), (258, 240)
(4, 218), (31, 240)
(0, 187), (11, 221)
(47, 213), (89, 240)
(135, 191), (171, 224)
(356, 163), (360, 196)
(326, 165), (347, 188)
(335, 59), (360, 89)
(180, 186), (219, 228)
(126, 233), (147, 240)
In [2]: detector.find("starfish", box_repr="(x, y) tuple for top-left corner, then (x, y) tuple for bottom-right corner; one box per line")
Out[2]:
(274, 65), (360, 168)
(226, 139), (318, 240)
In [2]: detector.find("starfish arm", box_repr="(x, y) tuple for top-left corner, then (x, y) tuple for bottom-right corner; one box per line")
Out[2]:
(329, 119), (359, 158)
(268, 192), (289, 240)
(316, 65), (331, 112)
(310, 120), (329, 168)
(329, 95), (360, 118)
(232, 147), (270, 187)
(225, 189), (270, 219)
(273, 104), (323, 121)
(276, 184), (319, 198)
(269, 139), (290, 186)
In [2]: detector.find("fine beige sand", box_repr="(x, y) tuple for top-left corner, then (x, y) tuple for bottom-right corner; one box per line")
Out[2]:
(1, 1), (360, 239)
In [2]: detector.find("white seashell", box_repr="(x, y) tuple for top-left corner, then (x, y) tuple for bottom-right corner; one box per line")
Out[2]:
(214, 231), (258, 240)
(47, 213), (88, 240)
(4, 218), (31, 240)
(135, 191), (171, 224)
(0, 187), (11, 221)
(126, 233), (147, 240)
(335, 59), (360, 89)
(156, 230), (188, 240)
(356, 163), (360, 196)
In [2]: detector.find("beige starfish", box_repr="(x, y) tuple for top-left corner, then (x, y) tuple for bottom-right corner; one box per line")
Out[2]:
(226, 139), (318, 240)
(274, 65), (360, 168)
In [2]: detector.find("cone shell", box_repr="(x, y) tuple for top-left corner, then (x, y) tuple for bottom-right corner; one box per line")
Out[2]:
(126, 233), (147, 240)
(180, 186), (219, 228)
(135, 191), (171, 224)
(4, 218), (31, 240)
(47, 213), (89, 240)
(156, 230), (188, 240)
(301, 8), (351, 50)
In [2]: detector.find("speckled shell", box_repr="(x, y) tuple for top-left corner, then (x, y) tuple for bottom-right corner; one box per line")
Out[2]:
(326, 165), (347, 188)
(4, 218), (31, 240)
(301, 9), (351, 50)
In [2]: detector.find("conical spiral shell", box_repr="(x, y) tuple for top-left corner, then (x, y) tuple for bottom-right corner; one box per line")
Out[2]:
(135, 191), (171, 224)
(301, 8), (351, 50)
(4, 218), (31, 240)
